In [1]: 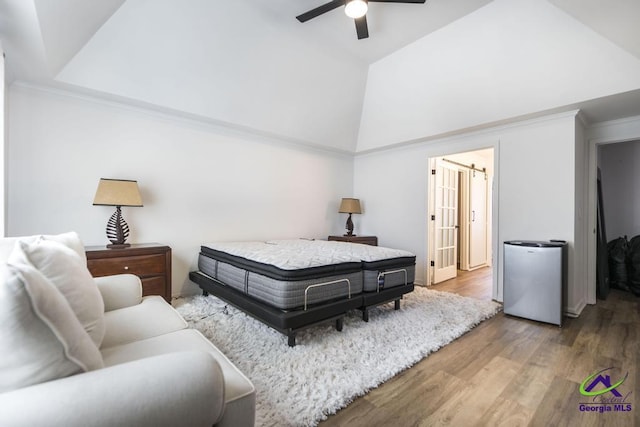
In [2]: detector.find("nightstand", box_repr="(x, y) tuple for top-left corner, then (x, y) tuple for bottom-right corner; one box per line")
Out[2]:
(85, 243), (172, 302)
(328, 235), (378, 246)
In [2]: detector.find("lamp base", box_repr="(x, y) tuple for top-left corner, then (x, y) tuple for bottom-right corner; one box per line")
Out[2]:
(106, 206), (131, 247)
(344, 213), (355, 237)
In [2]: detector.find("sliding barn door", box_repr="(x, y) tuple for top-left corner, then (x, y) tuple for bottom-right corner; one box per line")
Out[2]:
(433, 159), (459, 284)
(469, 171), (487, 268)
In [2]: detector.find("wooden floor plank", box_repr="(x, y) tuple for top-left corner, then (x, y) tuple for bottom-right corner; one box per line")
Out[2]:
(365, 370), (468, 425)
(499, 363), (556, 411)
(419, 356), (521, 426)
(496, 320), (552, 365)
(475, 396), (534, 427)
(598, 316), (639, 363)
(319, 396), (381, 426)
(529, 376), (595, 427)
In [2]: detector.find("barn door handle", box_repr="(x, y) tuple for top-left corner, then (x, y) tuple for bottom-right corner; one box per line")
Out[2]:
(472, 210), (475, 222)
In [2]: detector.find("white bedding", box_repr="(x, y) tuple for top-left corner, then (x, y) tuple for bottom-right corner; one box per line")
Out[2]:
(202, 239), (414, 271)
(265, 239), (414, 263)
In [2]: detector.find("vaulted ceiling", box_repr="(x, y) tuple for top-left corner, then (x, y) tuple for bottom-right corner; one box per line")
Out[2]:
(2, 0), (640, 152)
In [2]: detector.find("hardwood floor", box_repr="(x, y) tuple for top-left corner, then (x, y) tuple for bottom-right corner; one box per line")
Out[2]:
(427, 267), (494, 301)
(319, 268), (640, 426)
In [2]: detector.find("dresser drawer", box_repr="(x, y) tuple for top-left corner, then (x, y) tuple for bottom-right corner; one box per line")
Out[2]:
(85, 243), (172, 303)
(141, 276), (166, 296)
(87, 254), (166, 277)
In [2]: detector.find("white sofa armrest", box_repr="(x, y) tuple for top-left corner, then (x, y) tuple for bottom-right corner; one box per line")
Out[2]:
(0, 351), (225, 427)
(95, 274), (143, 311)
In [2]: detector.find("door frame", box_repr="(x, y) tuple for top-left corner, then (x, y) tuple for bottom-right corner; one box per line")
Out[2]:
(426, 145), (500, 301)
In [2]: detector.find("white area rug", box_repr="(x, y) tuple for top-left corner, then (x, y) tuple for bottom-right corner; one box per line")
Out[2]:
(175, 287), (501, 426)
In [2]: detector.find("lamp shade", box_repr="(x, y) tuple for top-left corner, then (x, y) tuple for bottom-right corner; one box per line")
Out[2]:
(338, 198), (362, 214)
(93, 178), (143, 207)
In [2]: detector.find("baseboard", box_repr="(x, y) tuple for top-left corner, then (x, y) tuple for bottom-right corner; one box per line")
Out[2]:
(564, 298), (587, 318)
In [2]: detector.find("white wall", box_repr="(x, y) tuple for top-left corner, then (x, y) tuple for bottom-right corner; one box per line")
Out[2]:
(56, 0), (367, 152)
(598, 140), (640, 239)
(356, 0), (640, 152)
(354, 112), (585, 315)
(7, 84), (353, 296)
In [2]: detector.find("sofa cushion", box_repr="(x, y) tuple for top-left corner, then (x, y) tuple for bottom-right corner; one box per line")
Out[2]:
(101, 329), (255, 411)
(95, 274), (143, 312)
(101, 296), (188, 349)
(0, 352), (226, 427)
(15, 239), (106, 347)
(0, 258), (103, 393)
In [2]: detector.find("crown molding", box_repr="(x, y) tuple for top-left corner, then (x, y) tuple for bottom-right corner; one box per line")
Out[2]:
(10, 81), (356, 159)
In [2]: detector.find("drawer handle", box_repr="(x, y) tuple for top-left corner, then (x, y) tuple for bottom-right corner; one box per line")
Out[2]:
(124, 266), (129, 270)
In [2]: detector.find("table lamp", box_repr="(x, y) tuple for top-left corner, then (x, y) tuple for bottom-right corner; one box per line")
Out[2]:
(339, 198), (362, 237)
(93, 178), (143, 248)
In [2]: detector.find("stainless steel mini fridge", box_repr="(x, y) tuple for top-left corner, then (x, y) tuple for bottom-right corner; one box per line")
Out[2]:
(503, 240), (567, 326)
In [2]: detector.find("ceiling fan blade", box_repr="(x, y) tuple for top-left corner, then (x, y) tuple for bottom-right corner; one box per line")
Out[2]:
(296, 0), (346, 22)
(354, 15), (369, 40)
(368, 0), (426, 3)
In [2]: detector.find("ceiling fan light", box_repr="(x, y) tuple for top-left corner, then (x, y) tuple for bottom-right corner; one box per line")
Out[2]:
(345, 0), (368, 19)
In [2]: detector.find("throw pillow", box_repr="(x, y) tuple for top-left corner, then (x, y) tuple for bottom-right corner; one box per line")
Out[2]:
(0, 260), (103, 393)
(14, 239), (106, 347)
(41, 231), (87, 267)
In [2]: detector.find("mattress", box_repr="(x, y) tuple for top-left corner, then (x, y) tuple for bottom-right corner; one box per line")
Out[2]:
(198, 240), (364, 310)
(264, 240), (416, 292)
(330, 241), (415, 292)
(200, 240), (362, 280)
(199, 240), (416, 309)
(198, 256), (362, 310)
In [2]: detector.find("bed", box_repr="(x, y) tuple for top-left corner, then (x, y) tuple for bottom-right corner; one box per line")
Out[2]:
(190, 239), (416, 346)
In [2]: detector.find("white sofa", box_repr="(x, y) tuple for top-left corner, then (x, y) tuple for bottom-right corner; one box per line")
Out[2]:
(0, 233), (255, 427)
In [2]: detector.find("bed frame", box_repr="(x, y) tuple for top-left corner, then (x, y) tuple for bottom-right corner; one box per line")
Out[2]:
(190, 271), (360, 346)
(189, 270), (414, 346)
(360, 283), (414, 321)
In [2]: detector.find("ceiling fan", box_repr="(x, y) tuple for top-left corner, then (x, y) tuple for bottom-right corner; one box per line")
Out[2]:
(296, 0), (426, 40)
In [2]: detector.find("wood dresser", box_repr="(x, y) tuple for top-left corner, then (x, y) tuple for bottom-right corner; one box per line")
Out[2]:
(327, 235), (378, 246)
(85, 243), (172, 303)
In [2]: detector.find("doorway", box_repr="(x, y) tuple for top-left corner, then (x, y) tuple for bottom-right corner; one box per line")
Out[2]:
(428, 148), (494, 286)
(587, 133), (640, 305)
(594, 140), (640, 298)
